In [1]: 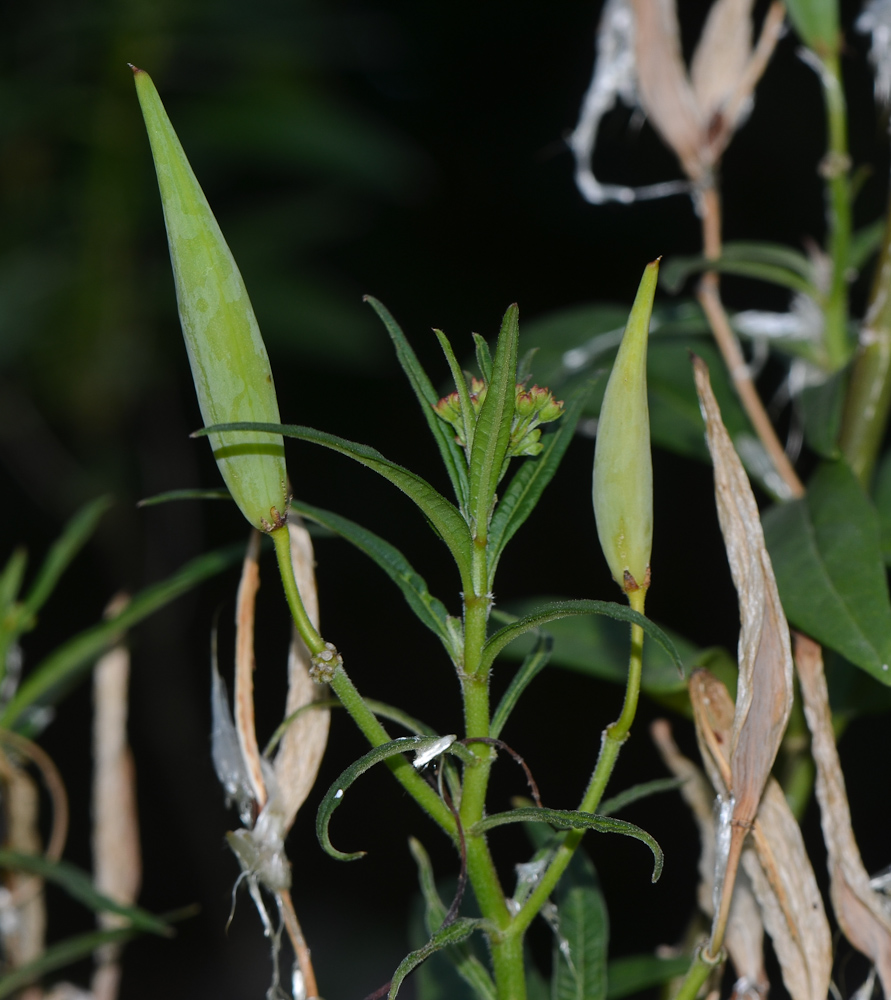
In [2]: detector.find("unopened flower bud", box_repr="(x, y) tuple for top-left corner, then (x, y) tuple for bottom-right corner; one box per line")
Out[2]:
(132, 67), (287, 531)
(592, 259), (658, 596)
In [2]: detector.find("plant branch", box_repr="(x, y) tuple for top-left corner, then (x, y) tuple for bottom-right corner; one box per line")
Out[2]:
(507, 589), (648, 940)
(697, 184), (805, 499)
(838, 205), (891, 486)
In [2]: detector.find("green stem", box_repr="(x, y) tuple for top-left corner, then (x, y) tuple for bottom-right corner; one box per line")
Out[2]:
(270, 525), (325, 656)
(271, 522), (456, 838)
(838, 204), (891, 486)
(507, 588), (647, 940)
(819, 51), (852, 372)
(459, 533), (523, 997)
(672, 945), (724, 1000)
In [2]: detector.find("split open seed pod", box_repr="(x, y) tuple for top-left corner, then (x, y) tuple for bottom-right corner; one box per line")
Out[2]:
(132, 67), (287, 531)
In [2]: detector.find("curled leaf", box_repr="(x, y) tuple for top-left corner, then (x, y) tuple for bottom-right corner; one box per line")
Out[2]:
(689, 671), (831, 1000)
(651, 719), (767, 992)
(795, 634), (891, 994)
(692, 355), (794, 952)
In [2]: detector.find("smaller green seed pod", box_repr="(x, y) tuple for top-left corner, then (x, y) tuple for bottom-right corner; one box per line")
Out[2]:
(132, 67), (287, 530)
(592, 259), (658, 596)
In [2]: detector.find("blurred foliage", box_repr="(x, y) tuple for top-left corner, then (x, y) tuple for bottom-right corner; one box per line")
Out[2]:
(0, 0), (428, 517)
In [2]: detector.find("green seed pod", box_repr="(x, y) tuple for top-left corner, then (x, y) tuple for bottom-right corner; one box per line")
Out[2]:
(592, 259), (658, 596)
(132, 67), (287, 530)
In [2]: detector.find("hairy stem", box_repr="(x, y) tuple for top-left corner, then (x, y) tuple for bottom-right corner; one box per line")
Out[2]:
(507, 589), (647, 940)
(271, 522), (456, 837)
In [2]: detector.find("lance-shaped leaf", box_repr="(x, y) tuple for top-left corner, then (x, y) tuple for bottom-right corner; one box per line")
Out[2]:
(195, 422), (474, 588)
(470, 807), (662, 883)
(692, 356), (794, 942)
(317, 737), (458, 861)
(469, 305), (519, 541)
(794, 634), (891, 993)
(650, 719), (767, 993)
(763, 461), (891, 682)
(132, 68), (287, 531)
(689, 671), (831, 1000)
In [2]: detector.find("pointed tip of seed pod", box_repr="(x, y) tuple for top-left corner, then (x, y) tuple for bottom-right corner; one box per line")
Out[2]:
(128, 63), (142, 75)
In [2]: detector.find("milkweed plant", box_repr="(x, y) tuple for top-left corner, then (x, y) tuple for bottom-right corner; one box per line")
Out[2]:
(8, 1), (891, 998)
(129, 0), (891, 995)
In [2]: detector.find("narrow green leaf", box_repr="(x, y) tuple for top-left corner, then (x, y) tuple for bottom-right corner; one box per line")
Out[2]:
(409, 838), (497, 1000)
(605, 954), (691, 1000)
(365, 295), (469, 509)
(849, 219), (886, 274)
(0, 543), (244, 728)
(473, 333), (493, 383)
(0, 548), (27, 615)
(487, 383), (594, 583)
(763, 461), (891, 683)
(479, 600), (683, 678)
(388, 918), (485, 999)
(469, 305), (519, 539)
(0, 927), (135, 999)
(552, 854), (608, 1000)
(597, 777), (682, 817)
(0, 850), (169, 935)
(317, 736), (453, 861)
(137, 488), (232, 507)
(495, 600), (733, 706)
(434, 329), (476, 455)
(196, 422), (474, 588)
(22, 496), (113, 621)
(289, 497), (451, 644)
(661, 243), (818, 297)
(470, 807), (663, 882)
(490, 631), (552, 740)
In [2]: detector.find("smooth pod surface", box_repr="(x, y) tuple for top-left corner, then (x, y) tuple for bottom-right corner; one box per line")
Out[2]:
(133, 67), (287, 529)
(592, 259), (658, 593)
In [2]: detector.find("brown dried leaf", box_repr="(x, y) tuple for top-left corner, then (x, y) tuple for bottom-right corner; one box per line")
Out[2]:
(91, 611), (141, 1000)
(273, 518), (330, 833)
(690, 0), (755, 123)
(0, 748), (46, 970)
(651, 719), (767, 990)
(690, 670), (832, 1000)
(92, 640), (141, 916)
(693, 357), (793, 829)
(743, 780), (832, 1000)
(795, 634), (891, 994)
(630, 0), (705, 180)
(234, 530), (267, 809)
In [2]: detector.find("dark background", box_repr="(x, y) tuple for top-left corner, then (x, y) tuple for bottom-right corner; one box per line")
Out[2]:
(2, 1), (890, 997)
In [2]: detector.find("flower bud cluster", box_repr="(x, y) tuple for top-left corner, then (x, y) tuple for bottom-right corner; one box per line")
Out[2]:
(432, 379), (563, 458)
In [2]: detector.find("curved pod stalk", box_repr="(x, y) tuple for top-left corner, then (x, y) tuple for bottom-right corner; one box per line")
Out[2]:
(132, 67), (287, 531)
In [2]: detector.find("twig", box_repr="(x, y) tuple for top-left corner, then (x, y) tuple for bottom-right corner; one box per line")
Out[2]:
(698, 184), (806, 499)
(279, 888), (320, 1000)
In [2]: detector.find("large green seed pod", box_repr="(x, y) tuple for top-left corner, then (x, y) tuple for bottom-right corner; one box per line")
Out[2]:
(132, 67), (287, 530)
(592, 260), (658, 595)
